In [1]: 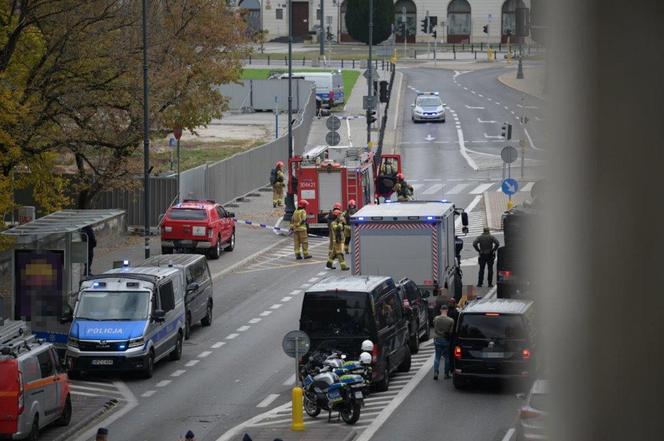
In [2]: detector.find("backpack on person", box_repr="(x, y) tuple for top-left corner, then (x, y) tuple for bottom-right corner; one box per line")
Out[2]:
(269, 168), (277, 185)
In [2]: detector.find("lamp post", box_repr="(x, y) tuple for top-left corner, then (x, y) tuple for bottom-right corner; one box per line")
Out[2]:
(366, 0), (373, 144)
(284, 0), (295, 220)
(319, 0), (325, 56)
(142, 0), (151, 259)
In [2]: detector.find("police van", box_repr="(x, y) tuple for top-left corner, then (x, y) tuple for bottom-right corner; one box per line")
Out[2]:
(279, 71), (344, 104)
(64, 266), (186, 378)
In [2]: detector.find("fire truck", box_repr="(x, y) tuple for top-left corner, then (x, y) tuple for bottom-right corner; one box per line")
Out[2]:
(287, 145), (402, 230)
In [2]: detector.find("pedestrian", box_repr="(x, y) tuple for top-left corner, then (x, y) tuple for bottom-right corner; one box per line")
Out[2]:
(178, 430), (196, 441)
(433, 304), (455, 380)
(327, 209), (349, 270)
(342, 199), (357, 254)
(328, 89), (335, 109)
(394, 173), (414, 201)
(472, 227), (500, 287)
(271, 161), (285, 208)
(291, 200), (312, 260)
(81, 225), (97, 276)
(315, 95), (322, 118)
(95, 427), (108, 441)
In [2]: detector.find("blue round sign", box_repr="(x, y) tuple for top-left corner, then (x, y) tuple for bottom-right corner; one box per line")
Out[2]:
(501, 178), (519, 196)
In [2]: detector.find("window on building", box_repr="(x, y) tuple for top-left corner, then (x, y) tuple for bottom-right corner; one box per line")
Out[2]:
(276, 8), (283, 20)
(316, 9), (321, 20)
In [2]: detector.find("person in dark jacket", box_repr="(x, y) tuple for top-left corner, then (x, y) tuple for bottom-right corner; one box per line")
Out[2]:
(472, 227), (500, 287)
(82, 225), (97, 276)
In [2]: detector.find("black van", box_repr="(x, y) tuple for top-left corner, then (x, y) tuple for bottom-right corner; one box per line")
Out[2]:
(452, 298), (537, 389)
(142, 254), (213, 339)
(299, 275), (411, 392)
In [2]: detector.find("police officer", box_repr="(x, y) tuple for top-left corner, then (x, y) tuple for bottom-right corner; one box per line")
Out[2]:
(291, 200), (312, 260)
(394, 173), (414, 201)
(342, 199), (357, 254)
(272, 161), (285, 208)
(472, 227), (500, 287)
(327, 209), (349, 270)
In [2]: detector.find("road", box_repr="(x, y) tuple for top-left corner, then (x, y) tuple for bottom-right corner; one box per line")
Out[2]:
(68, 65), (540, 441)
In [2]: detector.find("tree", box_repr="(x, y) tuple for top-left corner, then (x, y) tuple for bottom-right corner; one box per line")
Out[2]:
(345, 0), (394, 45)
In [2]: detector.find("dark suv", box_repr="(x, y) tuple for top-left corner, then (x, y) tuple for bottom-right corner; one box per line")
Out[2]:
(142, 254), (213, 340)
(453, 298), (537, 389)
(397, 278), (430, 353)
(299, 275), (411, 392)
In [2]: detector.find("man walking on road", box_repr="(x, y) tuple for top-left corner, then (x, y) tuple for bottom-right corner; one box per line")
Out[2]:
(433, 304), (454, 380)
(473, 227), (500, 287)
(291, 200), (312, 260)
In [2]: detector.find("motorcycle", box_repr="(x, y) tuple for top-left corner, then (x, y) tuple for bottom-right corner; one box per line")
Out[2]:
(302, 364), (365, 425)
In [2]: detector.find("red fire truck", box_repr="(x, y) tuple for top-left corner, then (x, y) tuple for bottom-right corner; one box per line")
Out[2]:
(287, 145), (402, 230)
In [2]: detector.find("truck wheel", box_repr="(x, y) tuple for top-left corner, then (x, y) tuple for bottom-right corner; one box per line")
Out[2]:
(208, 235), (221, 259)
(398, 347), (412, 372)
(170, 332), (183, 361)
(142, 350), (155, 379)
(374, 366), (390, 392)
(57, 395), (72, 426)
(224, 231), (235, 251)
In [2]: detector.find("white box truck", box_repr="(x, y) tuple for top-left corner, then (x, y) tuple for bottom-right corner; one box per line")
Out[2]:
(350, 202), (468, 318)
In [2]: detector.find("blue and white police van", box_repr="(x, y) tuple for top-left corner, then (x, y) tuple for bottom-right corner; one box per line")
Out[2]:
(64, 266), (186, 378)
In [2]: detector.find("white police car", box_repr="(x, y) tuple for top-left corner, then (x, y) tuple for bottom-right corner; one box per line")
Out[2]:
(411, 92), (445, 123)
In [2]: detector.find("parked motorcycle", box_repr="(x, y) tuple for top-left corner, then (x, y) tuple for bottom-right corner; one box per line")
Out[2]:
(302, 366), (365, 424)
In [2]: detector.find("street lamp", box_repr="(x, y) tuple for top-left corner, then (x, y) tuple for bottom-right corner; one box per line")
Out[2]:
(284, 0), (295, 220)
(366, 0), (373, 145)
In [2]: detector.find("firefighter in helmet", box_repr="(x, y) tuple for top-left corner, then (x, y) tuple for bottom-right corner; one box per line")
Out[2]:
(272, 161), (285, 208)
(327, 202), (343, 256)
(342, 199), (357, 254)
(380, 158), (397, 177)
(291, 200), (312, 260)
(327, 208), (349, 270)
(394, 173), (414, 201)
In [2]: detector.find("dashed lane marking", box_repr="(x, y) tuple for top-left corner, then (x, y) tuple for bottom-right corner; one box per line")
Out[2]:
(281, 296), (292, 302)
(211, 342), (226, 348)
(185, 360), (200, 367)
(237, 325), (251, 332)
(248, 318), (262, 324)
(307, 277), (320, 282)
(171, 370), (186, 377)
(282, 374), (295, 386)
(155, 380), (171, 388)
(290, 289), (303, 295)
(198, 351), (212, 358)
(270, 304), (283, 309)
(141, 390), (156, 398)
(226, 333), (239, 340)
(259, 311), (272, 317)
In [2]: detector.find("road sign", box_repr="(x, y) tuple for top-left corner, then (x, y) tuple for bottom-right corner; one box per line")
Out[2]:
(326, 115), (341, 131)
(326, 131), (341, 146)
(502, 178), (519, 196)
(363, 95), (377, 110)
(501, 146), (518, 164)
(363, 68), (375, 81)
(282, 330), (310, 359)
(173, 126), (182, 140)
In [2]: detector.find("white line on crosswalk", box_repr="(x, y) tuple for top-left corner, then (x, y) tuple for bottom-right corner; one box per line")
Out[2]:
(411, 183), (425, 191)
(422, 183), (444, 195)
(521, 181), (535, 192)
(470, 183), (494, 194)
(257, 394), (280, 408)
(446, 183), (469, 194)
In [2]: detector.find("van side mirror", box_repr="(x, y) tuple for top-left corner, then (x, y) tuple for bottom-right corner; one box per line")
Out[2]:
(152, 309), (166, 322)
(59, 311), (73, 324)
(186, 282), (200, 292)
(228, 212), (235, 218)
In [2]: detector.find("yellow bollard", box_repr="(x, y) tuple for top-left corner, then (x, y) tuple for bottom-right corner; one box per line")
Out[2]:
(291, 386), (305, 432)
(507, 51), (512, 64)
(507, 198), (514, 210)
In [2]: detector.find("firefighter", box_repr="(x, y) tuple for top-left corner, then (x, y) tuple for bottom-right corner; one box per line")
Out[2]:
(291, 200), (312, 260)
(272, 161), (285, 208)
(342, 199), (357, 254)
(394, 173), (414, 201)
(327, 209), (349, 270)
(380, 158), (397, 177)
(327, 202), (343, 256)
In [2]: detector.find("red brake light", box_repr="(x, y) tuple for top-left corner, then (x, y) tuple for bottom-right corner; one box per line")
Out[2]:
(519, 407), (540, 419)
(522, 348), (531, 360)
(485, 313), (500, 317)
(371, 344), (379, 363)
(454, 346), (462, 360)
(499, 270), (512, 280)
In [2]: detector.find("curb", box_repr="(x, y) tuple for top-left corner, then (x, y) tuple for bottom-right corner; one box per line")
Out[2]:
(496, 70), (545, 100)
(52, 399), (119, 441)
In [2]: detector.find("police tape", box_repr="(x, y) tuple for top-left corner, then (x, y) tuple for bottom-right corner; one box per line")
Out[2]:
(233, 218), (328, 238)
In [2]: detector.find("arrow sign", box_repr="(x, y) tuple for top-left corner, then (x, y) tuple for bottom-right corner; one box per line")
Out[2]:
(425, 134), (435, 142)
(502, 178), (519, 196)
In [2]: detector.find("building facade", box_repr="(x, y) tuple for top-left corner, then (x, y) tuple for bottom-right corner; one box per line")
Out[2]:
(239, 0), (531, 44)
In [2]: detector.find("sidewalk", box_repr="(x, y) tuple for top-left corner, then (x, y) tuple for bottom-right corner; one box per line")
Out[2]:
(498, 65), (546, 100)
(40, 395), (119, 441)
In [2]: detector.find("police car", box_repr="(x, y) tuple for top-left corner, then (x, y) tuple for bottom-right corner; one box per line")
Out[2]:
(411, 92), (446, 123)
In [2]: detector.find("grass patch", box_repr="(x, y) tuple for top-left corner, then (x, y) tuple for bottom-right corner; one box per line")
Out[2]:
(341, 70), (360, 100)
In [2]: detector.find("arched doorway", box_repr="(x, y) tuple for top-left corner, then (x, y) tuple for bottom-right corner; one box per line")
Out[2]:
(394, 0), (417, 44)
(501, 0), (527, 43)
(447, 0), (471, 44)
(239, 0), (261, 35)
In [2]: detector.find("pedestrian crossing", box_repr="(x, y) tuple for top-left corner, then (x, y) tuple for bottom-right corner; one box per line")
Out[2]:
(240, 343), (435, 434)
(69, 379), (128, 402)
(408, 180), (537, 198)
(236, 237), (331, 274)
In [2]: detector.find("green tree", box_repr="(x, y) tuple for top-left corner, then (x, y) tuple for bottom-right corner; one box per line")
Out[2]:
(345, 0), (394, 45)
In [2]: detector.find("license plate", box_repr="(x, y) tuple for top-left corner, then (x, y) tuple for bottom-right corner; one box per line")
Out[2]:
(354, 391), (363, 399)
(483, 352), (504, 358)
(192, 226), (206, 236)
(91, 359), (114, 366)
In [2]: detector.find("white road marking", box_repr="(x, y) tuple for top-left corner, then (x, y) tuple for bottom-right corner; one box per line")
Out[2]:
(478, 94), (484, 97)
(307, 277), (319, 282)
(299, 284), (310, 289)
(524, 127), (544, 151)
(71, 391), (105, 397)
(447, 183), (469, 194)
(226, 333), (239, 340)
(259, 311), (272, 317)
(270, 304), (282, 309)
(156, 380), (171, 388)
(477, 118), (496, 123)
(257, 394), (280, 408)
(411, 183), (425, 191)
(517, 104), (539, 109)
(185, 360), (200, 367)
(463, 86), (468, 90)
(282, 374), (296, 386)
(141, 390), (156, 398)
(465, 105), (485, 109)
(198, 351), (212, 358)
(484, 133), (503, 139)
(495, 101), (501, 105)
(393, 72), (404, 131)
(487, 97), (493, 101)
(290, 289), (303, 295)
(471, 90), (476, 94)
(425, 134), (435, 141)
(470, 183), (494, 194)
(456, 126), (478, 171)
(171, 369), (186, 377)
(521, 181), (535, 193)
(502, 428), (516, 441)
(281, 296), (292, 302)
(211, 341), (226, 348)
(317, 271), (327, 276)
(504, 105), (509, 110)
(422, 184), (444, 195)
(237, 325), (250, 332)
(248, 318), (262, 324)
(68, 385), (120, 394)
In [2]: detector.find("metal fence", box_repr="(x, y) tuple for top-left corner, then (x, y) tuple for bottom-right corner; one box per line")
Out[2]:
(216, 79), (312, 111)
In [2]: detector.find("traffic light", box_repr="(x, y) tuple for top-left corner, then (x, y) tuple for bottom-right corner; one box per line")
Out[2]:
(501, 123), (513, 140)
(379, 80), (389, 103)
(421, 18), (428, 34)
(429, 16), (438, 29)
(368, 110), (377, 125)
(432, 30), (437, 39)
(373, 80), (378, 96)
(483, 24), (489, 34)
